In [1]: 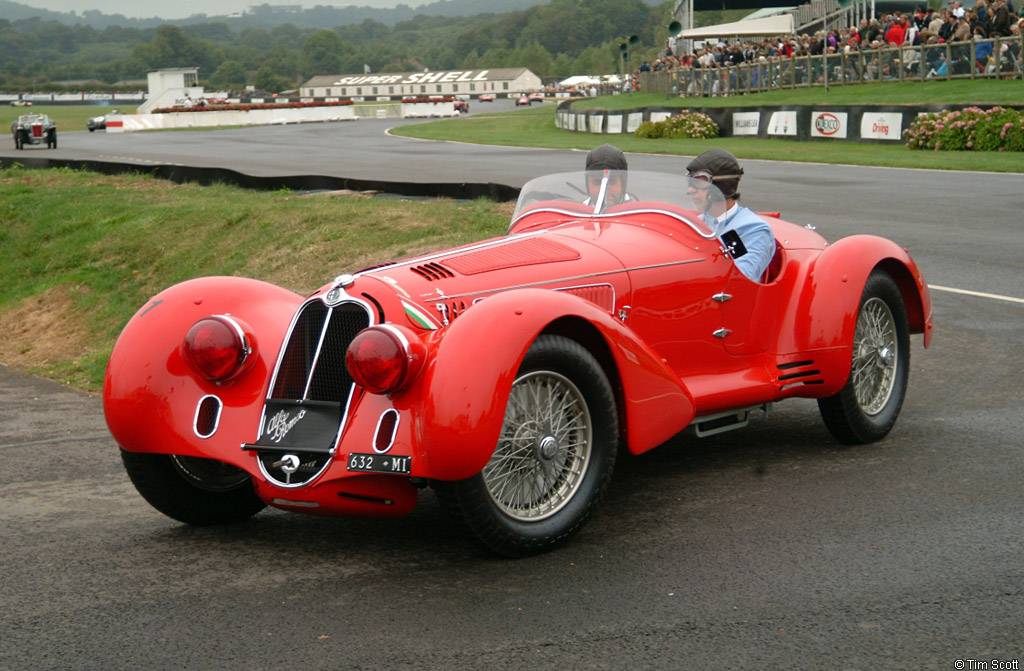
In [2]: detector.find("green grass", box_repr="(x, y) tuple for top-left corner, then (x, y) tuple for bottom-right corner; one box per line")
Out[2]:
(394, 81), (1024, 172)
(0, 165), (508, 389)
(2, 104), (138, 134)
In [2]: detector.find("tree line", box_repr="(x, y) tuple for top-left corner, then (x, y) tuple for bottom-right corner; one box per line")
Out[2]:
(0, 0), (674, 92)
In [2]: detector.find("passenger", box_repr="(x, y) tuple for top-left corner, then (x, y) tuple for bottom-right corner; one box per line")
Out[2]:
(686, 149), (776, 282)
(584, 144), (633, 210)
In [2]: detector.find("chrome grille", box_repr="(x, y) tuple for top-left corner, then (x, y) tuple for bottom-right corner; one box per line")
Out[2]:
(249, 298), (371, 488)
(271, 301), (370, 402)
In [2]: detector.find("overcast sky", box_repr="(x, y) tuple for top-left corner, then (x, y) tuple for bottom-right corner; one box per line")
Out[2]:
(16, 0), (407, 20)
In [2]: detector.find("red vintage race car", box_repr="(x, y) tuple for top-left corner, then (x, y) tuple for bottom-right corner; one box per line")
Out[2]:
(104, 170), (932, 556)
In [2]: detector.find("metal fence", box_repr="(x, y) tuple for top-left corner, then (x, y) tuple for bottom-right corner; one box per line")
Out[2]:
(640, 35), (1024, 98)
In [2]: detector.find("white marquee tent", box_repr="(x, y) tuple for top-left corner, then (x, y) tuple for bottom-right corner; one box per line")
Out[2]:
(680, 14), (795, 39)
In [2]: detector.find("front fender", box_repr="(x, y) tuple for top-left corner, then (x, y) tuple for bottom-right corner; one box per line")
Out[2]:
(103, 276), (304, 467)
(787, 235), (932, 355)
(416, 288), (696, 481)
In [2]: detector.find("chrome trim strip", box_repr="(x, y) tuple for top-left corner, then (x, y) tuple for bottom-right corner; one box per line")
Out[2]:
(192, 395), (222, 439)
(433, 259), (703, 302)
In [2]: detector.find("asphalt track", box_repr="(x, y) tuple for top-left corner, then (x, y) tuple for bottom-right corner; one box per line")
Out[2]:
(1, 102), (1022, 670)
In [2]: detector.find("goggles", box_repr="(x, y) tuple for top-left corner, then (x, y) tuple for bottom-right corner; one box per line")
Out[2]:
(686, 169), (741, 190)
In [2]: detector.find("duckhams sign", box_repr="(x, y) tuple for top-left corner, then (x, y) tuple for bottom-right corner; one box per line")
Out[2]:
(810, 111), (848, 138)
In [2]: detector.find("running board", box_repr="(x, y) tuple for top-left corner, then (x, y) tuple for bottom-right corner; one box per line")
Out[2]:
(691, 403), (772, 438)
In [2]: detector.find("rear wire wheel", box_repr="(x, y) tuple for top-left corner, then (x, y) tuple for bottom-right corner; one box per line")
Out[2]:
(121, 450), (265, 525)
(435, 335), (618, 556)
(818, 270), (910, 444)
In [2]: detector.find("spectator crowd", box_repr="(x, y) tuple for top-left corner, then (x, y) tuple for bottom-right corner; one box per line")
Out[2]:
(635, 0), (1022, 89)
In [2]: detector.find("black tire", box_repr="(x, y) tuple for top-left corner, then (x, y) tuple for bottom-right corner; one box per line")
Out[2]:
(121, 450), (266, 526)
(818, 270), (910, 444)
(434, 335), (618, 556)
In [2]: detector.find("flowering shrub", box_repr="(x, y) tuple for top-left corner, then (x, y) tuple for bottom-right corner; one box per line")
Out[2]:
(635, 110), (719, 140)
(153, 101), (354, 114)
(904, 106), (1024, 152)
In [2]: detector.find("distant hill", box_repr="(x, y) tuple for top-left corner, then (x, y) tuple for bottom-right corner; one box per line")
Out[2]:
(0, 0), (662, 29)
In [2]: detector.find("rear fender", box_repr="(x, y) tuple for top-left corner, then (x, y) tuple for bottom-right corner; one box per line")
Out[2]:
(416, 288), (696, 481)
(786, 235), (932, 355)
(103, 277), (304, 469)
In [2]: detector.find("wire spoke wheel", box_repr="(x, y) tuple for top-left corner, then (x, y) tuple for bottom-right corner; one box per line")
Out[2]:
(435, 335), (617, 556)
(483, 371), (592, 522)
(851, 297), (898, 416)
(818, 271), (910, 445)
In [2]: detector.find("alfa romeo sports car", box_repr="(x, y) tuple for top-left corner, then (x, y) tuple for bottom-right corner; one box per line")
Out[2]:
(11, 114), (57, 149)
(104, 170), (932, 556)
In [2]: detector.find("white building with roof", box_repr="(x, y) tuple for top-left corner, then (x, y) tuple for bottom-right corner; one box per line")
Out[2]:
(301, 68), (542, 99)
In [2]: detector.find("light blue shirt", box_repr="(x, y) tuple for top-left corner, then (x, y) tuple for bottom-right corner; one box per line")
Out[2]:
(702, 204), (776, 282)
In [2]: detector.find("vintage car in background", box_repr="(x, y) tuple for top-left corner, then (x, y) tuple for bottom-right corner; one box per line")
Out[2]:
(515, 94), (531, 106)
(11, 114), (56, 149)
(104, 170), (932, 556)
(86, 109), (118, 132)
(453, 99), (469, 113)
(528, 92), (545, 102)
(478, 93), (495, 102)
(9, 99), (33, 107)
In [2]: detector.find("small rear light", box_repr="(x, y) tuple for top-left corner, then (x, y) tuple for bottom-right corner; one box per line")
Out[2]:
(181, 315), (254, 382)
(346, 325), (425, 395)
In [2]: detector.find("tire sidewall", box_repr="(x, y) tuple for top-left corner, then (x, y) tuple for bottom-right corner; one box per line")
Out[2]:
(819, 270), (911, 444)
(458, 335), (618, 555)
(855, 271), (911, 432)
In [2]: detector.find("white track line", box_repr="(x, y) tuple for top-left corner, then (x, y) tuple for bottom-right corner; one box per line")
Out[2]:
(930, 285), (1024, 305)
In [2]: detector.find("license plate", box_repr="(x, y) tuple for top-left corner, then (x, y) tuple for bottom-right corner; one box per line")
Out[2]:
(347, 452), (411, 475)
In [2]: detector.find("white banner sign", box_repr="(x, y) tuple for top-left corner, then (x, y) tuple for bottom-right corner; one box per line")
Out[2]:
(767, 111), (797, 136)
(627, 112), (643, 133)
(811, 111), (848, 138)
(732, 111), (760, 136)
(860, 112), (904, 141)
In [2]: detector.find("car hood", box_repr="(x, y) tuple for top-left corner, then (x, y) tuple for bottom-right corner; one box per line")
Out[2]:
(315, 222), (635, 330)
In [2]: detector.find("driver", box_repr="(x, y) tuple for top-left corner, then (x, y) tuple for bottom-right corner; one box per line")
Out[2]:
(584, 144), (633, 210)
(686, 149), (775, 282)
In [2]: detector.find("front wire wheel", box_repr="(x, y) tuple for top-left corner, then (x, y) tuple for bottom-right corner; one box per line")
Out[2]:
(818, 270), (910, 444)
(435, 335), (618, 557)
(483, 370), (592, 522)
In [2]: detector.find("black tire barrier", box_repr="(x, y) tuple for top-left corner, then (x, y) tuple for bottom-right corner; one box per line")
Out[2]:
(0, 156), (521, 202)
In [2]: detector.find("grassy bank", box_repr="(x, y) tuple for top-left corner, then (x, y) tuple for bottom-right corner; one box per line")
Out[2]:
(0, 166), (508, 390)
(393, 81), (1024, 173)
